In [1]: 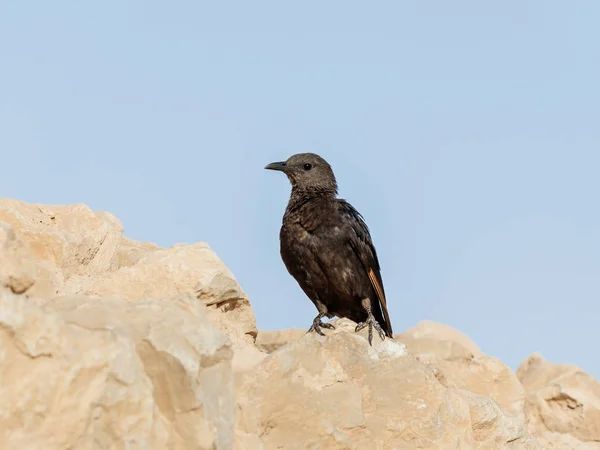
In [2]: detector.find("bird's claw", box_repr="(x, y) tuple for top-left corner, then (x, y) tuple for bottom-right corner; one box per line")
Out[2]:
(307, 315), (335, 336)
(355, 316), (386, 346)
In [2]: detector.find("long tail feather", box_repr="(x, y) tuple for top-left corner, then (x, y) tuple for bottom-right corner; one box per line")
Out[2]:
(368, 268), (393, 336)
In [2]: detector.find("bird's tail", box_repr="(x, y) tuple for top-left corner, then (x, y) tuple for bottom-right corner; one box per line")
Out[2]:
(368, 268), (393, 337)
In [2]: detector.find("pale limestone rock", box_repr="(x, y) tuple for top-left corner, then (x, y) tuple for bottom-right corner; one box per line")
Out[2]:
(460, 390), (537, 449)
(0, 199), (261, 372)
(397, 321), (525, 419)
(0, 222), (35, 294)
(518, 353), (600, 449)
(73, 241), (236, 301)
(74, 241), (261, 372)
(117, 236), (161, 268)
(255, 328), (306, 353)
(0, 221), (62, 298)
(398, 320), (482, 355)
(255, 320), (479, 356)
(0, 198), (549, 449)
(235, 318), (535, 450)
(0, 198), (123, 283)
(0, 287), (234, 450)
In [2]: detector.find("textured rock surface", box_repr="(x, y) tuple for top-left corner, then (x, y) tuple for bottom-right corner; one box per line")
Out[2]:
(0, 220), (62, 298)
(518, 353), (600, 449)
(255, 328), (305, 353)
(398, 320), (481, 355)
(236, 319), (535, 450)
(0, 198), (260, 372)
(0, 287), (234, 449)
(397, 321), (526, 419)
(73, 240), (262, 372)
(1, 198), (599, 449)
(0, 198), (123, 293)
(0, 198), (255, 449)
(0, 221), (36, 294)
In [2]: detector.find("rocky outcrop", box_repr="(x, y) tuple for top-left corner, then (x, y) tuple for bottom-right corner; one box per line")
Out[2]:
(0, 287), (234, 449)
(238, 319), (535, 450)
(255, 328), (305, 353)
(518, 353), (600, 449)
(0, 198), (262, 372)
(0, 198), (598, 449)
(397, 321), (526, 419)
(0, 199), (254, 449)
(0, 199), (123, 297)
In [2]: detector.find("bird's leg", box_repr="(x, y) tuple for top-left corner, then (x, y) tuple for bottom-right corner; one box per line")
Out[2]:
(307, 311), (335, 336)
(355, 298), (386, 345)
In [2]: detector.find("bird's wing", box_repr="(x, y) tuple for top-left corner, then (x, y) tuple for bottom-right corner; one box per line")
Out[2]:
(338, 200), (393, 336)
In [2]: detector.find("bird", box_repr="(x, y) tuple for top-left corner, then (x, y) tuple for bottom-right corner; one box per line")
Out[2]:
(264, 152), (393, 345)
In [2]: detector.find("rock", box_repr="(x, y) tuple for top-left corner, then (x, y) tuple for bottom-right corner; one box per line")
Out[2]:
(235, 318), (535, 449)
(0, 198), (552, 449)
(75, 241), (261, 372)
(0, 221), (62, 298)
(397, 320), (482, 355)
(0, 199), (123, 285)
(518, 353), (600, 449)
(255, 328), (306, 353)
(0, 222), (35, 294)
(117, 236), (161, 268)
(397, 321), (525, 419)
(0, 199), (261, 372)
(460, 389), (537, 449)
(0, 287), (235, 449)
(73, 241), (237, 302)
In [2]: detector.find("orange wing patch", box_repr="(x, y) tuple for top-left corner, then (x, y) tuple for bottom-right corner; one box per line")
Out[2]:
(368, 268), (385, 304)
(368, 268), (392, 335)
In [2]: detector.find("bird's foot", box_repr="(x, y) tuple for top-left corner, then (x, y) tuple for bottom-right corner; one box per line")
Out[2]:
(307, 313), (335, 336)
(355, 314), (386, 346)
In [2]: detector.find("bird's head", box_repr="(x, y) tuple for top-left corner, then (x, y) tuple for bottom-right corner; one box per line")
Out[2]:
(265, 153), (338, 196)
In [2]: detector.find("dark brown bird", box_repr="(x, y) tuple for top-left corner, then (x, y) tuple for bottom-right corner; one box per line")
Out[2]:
(265, 153), (393, 345)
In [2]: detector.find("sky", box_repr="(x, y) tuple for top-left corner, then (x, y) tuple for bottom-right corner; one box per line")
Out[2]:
(1, 1), (599, 378)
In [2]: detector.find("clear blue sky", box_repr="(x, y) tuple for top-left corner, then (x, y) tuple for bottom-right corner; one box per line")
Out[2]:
(2, 1), (599, 378)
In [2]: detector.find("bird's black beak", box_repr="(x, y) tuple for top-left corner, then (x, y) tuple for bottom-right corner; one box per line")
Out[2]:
(264, 161), (287, 172)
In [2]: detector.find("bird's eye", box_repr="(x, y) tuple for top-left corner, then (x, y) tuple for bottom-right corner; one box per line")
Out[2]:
(303, 163), (312, 171)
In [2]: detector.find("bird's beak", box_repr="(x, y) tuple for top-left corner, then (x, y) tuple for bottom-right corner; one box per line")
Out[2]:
(264, 161), (287, 172)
